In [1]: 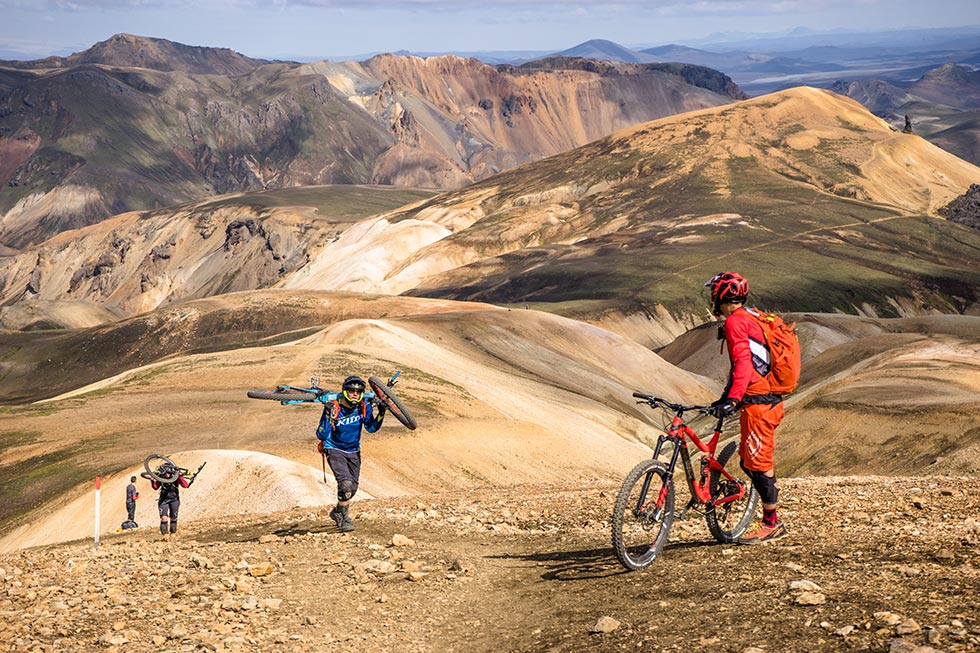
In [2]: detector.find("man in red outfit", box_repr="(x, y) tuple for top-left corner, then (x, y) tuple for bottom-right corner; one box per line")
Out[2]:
(705, 271), (788, 544)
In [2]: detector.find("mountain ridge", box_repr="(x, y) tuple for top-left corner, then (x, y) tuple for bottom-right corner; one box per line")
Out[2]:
(0, 33), (270, 75)
(4, 86), (979, 352)
(0, 39), (742, 248)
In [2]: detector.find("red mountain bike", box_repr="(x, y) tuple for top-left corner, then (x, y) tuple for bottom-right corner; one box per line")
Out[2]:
(611, 393), (759, 571)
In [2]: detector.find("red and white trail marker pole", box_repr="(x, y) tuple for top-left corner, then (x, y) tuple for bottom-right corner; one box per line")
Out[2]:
(94, 476), (101, 549)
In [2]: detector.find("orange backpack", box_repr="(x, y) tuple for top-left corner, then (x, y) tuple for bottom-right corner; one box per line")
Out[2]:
(747, 309), (801, 395)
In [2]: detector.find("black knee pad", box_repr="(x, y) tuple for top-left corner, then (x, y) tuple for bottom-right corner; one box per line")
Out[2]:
(338, 479), (357, 502)
(747, 470), (779, 504)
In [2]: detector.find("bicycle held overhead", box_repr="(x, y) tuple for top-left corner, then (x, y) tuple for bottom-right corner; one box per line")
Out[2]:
(247, 371), (417, 431)
(247, 371), (418, 533)
(610, 393), (759, 571)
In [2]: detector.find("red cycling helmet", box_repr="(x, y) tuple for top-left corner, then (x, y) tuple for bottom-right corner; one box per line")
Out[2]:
(705, 271), (748, 315)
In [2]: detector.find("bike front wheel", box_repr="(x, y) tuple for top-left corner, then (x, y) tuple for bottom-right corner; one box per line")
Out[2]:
(368, 376), (418, 430)
(704, 441), (760, 543)
(611, 459), (675, 571)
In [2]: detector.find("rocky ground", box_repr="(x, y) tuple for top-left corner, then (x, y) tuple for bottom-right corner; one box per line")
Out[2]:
(1, 476), (979, 653)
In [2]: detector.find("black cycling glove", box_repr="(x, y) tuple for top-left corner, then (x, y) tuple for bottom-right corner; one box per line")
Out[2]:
(709, 397), (739, 419)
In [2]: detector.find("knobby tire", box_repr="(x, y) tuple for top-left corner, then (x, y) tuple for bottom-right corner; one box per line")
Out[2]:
(143, 454), (179, 485)
(247, 389), (319, 402)
(368, 376), (418, 430)
(704, 441), (759, 543)
(611, 459), (675, 571)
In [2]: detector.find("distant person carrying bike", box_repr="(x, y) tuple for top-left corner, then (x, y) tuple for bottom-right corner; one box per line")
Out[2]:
(317, 375), (385, 533)
(149, 461), (196, 536)
(705, 271), (799, 544)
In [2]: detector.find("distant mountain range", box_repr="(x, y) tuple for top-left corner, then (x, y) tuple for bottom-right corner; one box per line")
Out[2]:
(370, 32), (980, 169)
(475, 35), (980, 174)
(0, 34), (743, 249)
(4, 30), (980, 252)
(290, 25), (980, 74)
(531, 36), (980, 95)
(4, 86), (978, 331)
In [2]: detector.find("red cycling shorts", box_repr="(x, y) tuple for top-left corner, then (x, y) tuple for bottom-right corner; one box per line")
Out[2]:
(738, 401), (784, 472)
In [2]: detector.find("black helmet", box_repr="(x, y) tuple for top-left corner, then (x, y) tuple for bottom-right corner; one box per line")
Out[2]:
(158, 462), (177, 478)
(342, 375), (366, 393)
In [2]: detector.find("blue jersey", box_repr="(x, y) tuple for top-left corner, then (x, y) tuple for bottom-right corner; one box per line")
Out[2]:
(316, 400), (382, 452)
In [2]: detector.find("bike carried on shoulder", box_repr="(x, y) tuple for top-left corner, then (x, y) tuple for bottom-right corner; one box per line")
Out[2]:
(246, 371), (418, 430)
(611, 393), (759, 571)
(141, 453), (207, 484)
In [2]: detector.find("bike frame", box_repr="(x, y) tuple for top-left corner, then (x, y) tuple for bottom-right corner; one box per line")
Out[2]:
(273, 372), (399, 405)
(644, 400), (746, 511)
(275, 384), (377, 405)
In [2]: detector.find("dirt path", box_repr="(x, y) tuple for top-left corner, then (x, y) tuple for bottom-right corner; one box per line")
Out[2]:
(2, 477), (979, 653)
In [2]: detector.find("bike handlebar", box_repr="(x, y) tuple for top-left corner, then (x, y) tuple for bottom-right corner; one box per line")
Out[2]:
(632, 392), (713, 415)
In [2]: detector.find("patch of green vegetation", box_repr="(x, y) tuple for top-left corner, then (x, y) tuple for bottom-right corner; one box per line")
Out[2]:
(0, 403), (70, 417)
(126, 364), (175, 385)
(67, 386), (124, 401)
(835, 117), (865, 132)
(253, 327), (325, 347)
(0, 344), (23, 362)
(375, 363), (466, 394)
(0, 430), (41, 455)
(223, 359), (271, 368)
(0, 433), (127, 530)
(0, 148), (84, 218)
(193, 185), (436, 221)
(313, 350), (364, 384)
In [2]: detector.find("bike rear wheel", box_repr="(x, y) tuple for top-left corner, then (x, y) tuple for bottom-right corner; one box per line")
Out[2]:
(611, 459), (675, 571)
(143, 454), (179, 484)
(704, 441), (760, 543)
(247, 389), (318, 402)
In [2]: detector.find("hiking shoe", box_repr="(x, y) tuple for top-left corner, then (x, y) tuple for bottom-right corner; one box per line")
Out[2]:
(329, 506), (345, 530)
(738, 521), (787, 545)
(339, 516), (355, 533)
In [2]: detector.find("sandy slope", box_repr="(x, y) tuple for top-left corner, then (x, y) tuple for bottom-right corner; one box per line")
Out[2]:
(0, 298), (713, 551)
(4, 295), (980, 555)
(0, 299), (124, 330)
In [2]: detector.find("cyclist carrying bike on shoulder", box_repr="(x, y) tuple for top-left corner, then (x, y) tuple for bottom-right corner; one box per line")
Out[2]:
(704, 271), (788, 544)
(150, 462), (197, 537)
(317, 375), (385, 533)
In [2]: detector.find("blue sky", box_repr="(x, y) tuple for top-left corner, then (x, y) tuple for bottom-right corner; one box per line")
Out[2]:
(3, 0), (980, 61)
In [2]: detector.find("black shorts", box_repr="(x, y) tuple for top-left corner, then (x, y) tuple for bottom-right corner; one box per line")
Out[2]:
(326, 448), (361, 494)
(158, 498), (180, 519)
